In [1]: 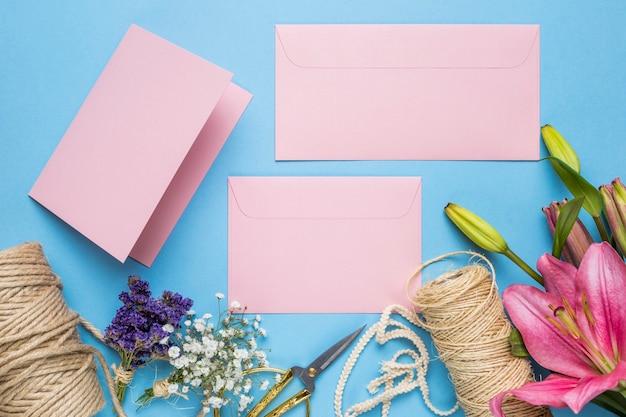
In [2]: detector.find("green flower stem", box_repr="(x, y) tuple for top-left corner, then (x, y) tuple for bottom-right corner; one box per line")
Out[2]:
(503, 248), (544, 286)
(117, 382), (128, 403)
(594, 215), (611, 243)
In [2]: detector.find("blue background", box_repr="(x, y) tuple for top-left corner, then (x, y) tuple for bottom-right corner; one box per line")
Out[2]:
(1, 1), (625, 417)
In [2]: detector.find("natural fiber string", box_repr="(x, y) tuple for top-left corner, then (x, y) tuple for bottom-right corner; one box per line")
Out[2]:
(407, 251), (552, 417)
(111, 363), (135, 387)
(0, 242), (127, 417)
(335, 251), (552, 417)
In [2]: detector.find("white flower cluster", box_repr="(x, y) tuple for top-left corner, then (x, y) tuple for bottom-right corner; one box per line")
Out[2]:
(165, 294), (269, 415)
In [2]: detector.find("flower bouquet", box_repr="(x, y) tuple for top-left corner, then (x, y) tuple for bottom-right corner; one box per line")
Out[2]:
(137, 293), (270, 417)
(445, 125), (626, 416)
(103, 276), (193, 405)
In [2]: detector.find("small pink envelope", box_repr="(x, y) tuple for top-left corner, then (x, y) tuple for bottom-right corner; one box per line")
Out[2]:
(29, 25), (252, 266)
(275, 24), (540, 161)
(228, 176), (422, 313)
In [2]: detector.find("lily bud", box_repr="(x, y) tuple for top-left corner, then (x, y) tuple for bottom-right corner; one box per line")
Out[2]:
(542, 199), (593, 267)
(444, 203), (508, 253)
(541, 125), (581, 173)
(445, 203), (544, 285)
(600, 178), (626, 256)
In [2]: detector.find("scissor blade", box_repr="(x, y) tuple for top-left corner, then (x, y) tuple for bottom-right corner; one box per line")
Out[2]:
(307, 325), (365, 374)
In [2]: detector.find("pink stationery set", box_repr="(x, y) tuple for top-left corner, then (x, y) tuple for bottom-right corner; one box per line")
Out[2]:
(30, 24), (539, 312)
(229, 24), (540, 313)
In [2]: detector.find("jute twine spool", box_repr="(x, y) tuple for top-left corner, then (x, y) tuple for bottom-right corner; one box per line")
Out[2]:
(407, 252), (552, 417)
(0, 242), (126, 417)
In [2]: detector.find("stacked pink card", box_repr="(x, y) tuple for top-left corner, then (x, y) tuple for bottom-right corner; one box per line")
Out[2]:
(30, 25), (252, 266)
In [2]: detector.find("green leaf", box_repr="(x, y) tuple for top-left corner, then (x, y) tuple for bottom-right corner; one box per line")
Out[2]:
(552, 197), (585, 259)
(509, 328), (530, 357)
(547, 157), (604, 218)
(592, 390), (626, 417)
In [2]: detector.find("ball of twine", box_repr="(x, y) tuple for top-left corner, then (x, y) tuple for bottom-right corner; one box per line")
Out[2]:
(407, 252), (552, 417)
(0, 242), (126, 417)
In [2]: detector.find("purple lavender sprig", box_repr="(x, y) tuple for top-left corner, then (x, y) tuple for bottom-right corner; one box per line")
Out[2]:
(103, 276), (193, 405)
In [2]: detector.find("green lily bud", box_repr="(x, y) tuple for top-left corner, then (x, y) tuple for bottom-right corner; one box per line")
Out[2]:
(600, 178), (626, 256)
(541, 124), (581, 173)
(444, 203), (508, 253)
(445, 203), (544, 285)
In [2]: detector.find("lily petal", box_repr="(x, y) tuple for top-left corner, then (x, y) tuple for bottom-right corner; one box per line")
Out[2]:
(564, 361), (626, 413)
(576, 242), (626, 360)
(503, 284), (594, 377)
(489, 373), (577, 417)
(537, 252), (577, 300)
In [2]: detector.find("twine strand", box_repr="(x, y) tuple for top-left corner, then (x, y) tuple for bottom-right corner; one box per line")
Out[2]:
(112, 363), (135, 386)
(152, 378), (189, 401)
(0, 242), (127, 417)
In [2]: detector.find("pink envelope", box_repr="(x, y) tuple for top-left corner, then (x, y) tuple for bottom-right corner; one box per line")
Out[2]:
(275, 24), (540, 161)
(227, 176), (422, 313)
(29, 25), (252, 266)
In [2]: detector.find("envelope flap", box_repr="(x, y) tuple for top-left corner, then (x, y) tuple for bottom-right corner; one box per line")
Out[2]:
(229, 177), (421, 220)
(276, 24), (539, 69)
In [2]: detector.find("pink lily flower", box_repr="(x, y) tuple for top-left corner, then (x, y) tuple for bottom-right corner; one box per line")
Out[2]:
(490, 242), (626, 415)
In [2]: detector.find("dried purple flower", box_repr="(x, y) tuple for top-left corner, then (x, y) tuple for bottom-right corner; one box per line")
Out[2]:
(103, 275), (193, 404)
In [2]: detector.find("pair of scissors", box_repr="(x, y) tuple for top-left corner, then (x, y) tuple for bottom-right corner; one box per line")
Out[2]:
(246, 325), (365, 417)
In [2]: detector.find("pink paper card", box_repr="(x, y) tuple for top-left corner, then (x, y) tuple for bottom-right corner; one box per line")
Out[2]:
(30, 25), (252, 266)
(228, 176), (422, 313)
(275, 24), (540, 161)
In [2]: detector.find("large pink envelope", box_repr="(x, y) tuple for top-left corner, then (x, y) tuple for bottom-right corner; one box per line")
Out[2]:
(228, 176), (422, 313)
(29, 25), (252, 266)
(275, 24), (540, 161)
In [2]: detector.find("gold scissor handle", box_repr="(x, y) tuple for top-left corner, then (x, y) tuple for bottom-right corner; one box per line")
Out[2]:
(247, 369), (294, 417)
(263, 388), (311, 417)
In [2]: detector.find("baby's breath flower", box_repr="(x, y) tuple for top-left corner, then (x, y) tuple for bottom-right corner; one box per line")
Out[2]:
(168, 345), (181, 359)
(194, 319), (206, 332)
(238, 395), (253, 411)
(138, 293), (269, 415)
(207, 396), (225, 409)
